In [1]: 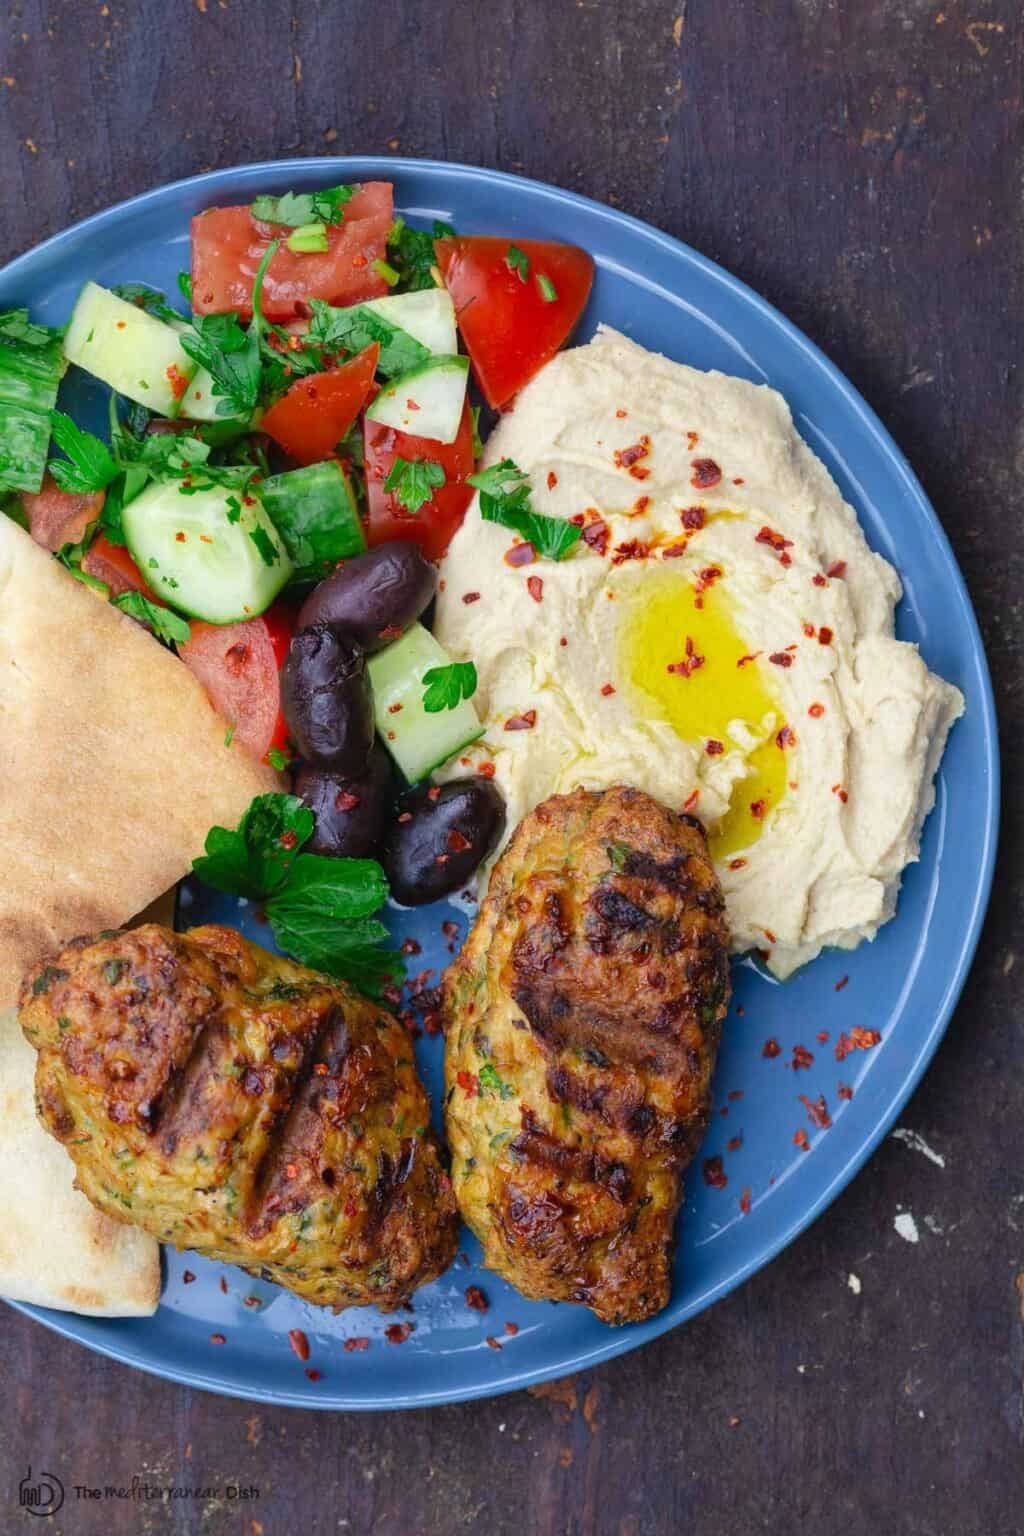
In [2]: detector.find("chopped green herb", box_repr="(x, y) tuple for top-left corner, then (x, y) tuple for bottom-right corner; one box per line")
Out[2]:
(113, 591), (191, 646)
(606, 842), (632, 871)
(286, 222), (329, 255)
(103, 958), (124, 985)
(248, 523), (279, 567)
(505, 244), (529, 282)
(469, 405), (484, 460)
(537, 273), (558, 303)
(478, 1062), (514, 1100)
(372, 258), (400, 287)
(383, 455), (445, 514)
(31, 965), (68, 997)
(267, 747), (290, 772)
(386, 217), (455, 292)
(224, 722), (236, 748)
(468, 458), (581, 562)
(250, 185), (354, 228)
(421, 660), (477, 713)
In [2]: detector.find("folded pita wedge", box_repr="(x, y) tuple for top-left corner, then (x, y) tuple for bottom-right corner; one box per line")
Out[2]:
(0, 1006), (160, 1315)
(0, 516), (278, 1007)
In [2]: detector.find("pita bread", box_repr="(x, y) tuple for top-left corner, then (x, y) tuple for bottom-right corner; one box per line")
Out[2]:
(0, 516), (278, 1007)
(0, 1007), (160, 1315)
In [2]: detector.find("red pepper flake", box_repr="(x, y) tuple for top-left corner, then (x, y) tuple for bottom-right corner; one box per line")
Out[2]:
(812, 572), (828, 588)
(284, 1162), (298, 1180)
(387, 702), (403, 715)
(527, 574), (544, 602)
(756, 525), (793, 553)
(682, 787), (700, 812)
(457, 1070), (479, 1096)
(288, 1329), (310, 1361)
(827, 560), (847, 579)
(335, 789), (360, 812)
(763, 927), (777, 944)
(693, 564), (722, 606)
(465, 1286), (489, 1312)
(477, 761), (497, 778)
(793, 1127), (810, 1151)
(736, 652), (761, 668)
(667, 636), (705, 677)
(803, 623), (816, 638)
(581, 517), (610, 556)
(352, 253), (368, 269)
(344, 1336), (370, 1352)
(279, 830), (298, 850)
(834, 974), (849, 992)
(313, 1062), (328, 1076)
(727, 1134), (743, 1152)
(686, 430), (699, 451)
(818, 626), (834, 645)
(426, 786), (441, 801)
(462, 591), (481, 604)
(447, 828), (472, 853)
(305, 1368), (322, 1382)
(397, 811), (413, 823)
(504, 710), (537, 731)
(729, 857), (747, 870)
(680, 505), (706, 531)
(385, 1322), (415, 1344)
(837, 1082), (854, 1100)
(733, 476), (745, 485)
(505, 541), (536, 567)
(377, 624), (404, 643)
(630, 495), (651, 517)
(790, 1044), (814, 1071)
(600, 682), (616, 696)
(616, 408), (628, 419)
(209, 1333), (226, 1345)
(831, 783), (849, 804)
(762, 1038), (781, 1058)
(613, 435), (652, 473)
(749, 798), (767, 821)
(800, 1093), (832, 1130)
(175, 530), (187, 543)
(434, 854), (450, 867)
(243, 494), (257, 507)
(728, 1090), (744, 1102)
(702, 1155), (728, 1188)
(182, 1270), (196, 1284)
(780, 552), (792, 567)
(816, 1030), (831, 1044)
(547, 470), (558, 489)
(705, 738), (725, 755)
(244, 1294), (262, 1308)
(739, 1187), (752, 1214)
(776, 724), (796, 750)
(165, 363), (189, 400)
(768, 651), (794, 668)
(808, 702), (825, 718)
(504, 1321), (519, 1336)
(841, 1026), (882, 1058)
(611, 538), (651, 565)
(485, 1335), (503, 1351)
(690, 457), (722, 489)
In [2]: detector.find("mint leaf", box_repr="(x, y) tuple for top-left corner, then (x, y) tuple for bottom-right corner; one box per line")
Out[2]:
(192, 792), (314, 900)
(469, 458), (581, 562)
(265, 855), (403, 997)
(48, 411), (120, 494)
(383, 455), (445, 514)
(113, 592), (191, 646)
(421, 661), (477, 713)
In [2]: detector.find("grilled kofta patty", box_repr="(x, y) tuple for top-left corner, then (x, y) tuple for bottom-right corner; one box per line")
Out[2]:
(444, 786), (730, 1325)
(20, 924), (457, 1310)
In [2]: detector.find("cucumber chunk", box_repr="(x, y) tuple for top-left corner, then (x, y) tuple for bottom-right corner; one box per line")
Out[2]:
(63, 281), (197, 418)
(121, 480), (293, 623)
(364, 355), (468, 445)
(368, 623), (483, 783)
(362, 289), (457, 357)
(260, 460), (366, 582)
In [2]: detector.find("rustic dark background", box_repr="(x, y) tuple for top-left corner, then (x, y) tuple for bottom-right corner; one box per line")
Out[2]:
(1, 1), (1021, 1532)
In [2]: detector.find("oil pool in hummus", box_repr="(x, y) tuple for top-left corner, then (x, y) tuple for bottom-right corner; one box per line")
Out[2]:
(434, 327), (964, 977)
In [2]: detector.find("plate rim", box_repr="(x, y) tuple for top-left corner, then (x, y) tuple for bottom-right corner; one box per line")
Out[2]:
(1, 154), (1000, 1410)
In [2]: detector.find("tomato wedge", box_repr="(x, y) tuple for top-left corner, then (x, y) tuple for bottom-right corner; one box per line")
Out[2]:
(261, 345), (379, 465)
(22, 474), (104, 553)
(435, 236), (594, 408)
(81, 535), (157, 599)
(363, 402), (476, 561)
(178, 603), (294, 763)
(191, 182), (393, 321)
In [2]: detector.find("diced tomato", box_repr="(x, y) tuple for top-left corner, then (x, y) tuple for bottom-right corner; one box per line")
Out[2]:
(191, 183), (394, 321)
(178, 603), (294, 763)
(363, 402), (476, 561)
(261, 345), (379, 465)
(81, 535), (157, 599)
(22, 473), (104, 553)
(435, 236), (594, 408)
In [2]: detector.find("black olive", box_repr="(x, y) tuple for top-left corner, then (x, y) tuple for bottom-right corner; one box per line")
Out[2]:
(384, 778), (506, 906)
(294, 746), (395, 859)
(280, 624), (374, 775)
(297, 542), (437, 653)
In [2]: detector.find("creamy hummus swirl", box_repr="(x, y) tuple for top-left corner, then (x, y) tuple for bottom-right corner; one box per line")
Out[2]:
(435, 327), (963, 977)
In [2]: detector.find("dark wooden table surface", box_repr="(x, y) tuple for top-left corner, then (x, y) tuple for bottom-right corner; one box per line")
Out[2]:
(1, 2), (1021, 1532)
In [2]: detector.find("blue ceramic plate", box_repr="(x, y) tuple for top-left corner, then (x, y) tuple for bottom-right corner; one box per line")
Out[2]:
(1, 158), (998, 1409)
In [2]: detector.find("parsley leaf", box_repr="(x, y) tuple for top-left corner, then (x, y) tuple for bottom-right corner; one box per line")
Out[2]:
(113, 591), (191, 645)
(177, 271), (193, 305)
(505, 244), (529, 281)
(383, 456), (445, 514)
(478, 1062), (514, 1100)
(386, 217), (456, 292)
(468, 458), (581, 562)
(421, 660), (477, 713)
(250, 185), (354, 228)
(179, 240), (279, 420)
(248, 523), (280, 567)
(193, 792), (315, 900)
(306, 299), (429, 380)
(48, 411), (120, 494)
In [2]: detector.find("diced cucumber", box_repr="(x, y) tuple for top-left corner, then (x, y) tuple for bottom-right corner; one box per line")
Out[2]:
(368, 623), (483, 783)
(365, 354), (468, 445)
(121, 479), (293, 624)
(260, 460), (365, 583)
(362, 289), (457, 357)
(63, 282), (198, 418)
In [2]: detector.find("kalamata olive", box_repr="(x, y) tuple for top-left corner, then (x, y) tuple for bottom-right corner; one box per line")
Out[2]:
(280, 624), (374, 775)
(294, 746), (395, 858)
(384, 778), (506, 906)
(297, 542), (437, 652)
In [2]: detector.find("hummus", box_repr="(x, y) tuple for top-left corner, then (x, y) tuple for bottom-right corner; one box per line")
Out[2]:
(434, 327), (964, 976)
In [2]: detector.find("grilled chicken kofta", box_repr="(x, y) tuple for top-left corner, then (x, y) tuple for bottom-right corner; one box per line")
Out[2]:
(444, 786), (730, 1325)
(20, 924), (457, 1310)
